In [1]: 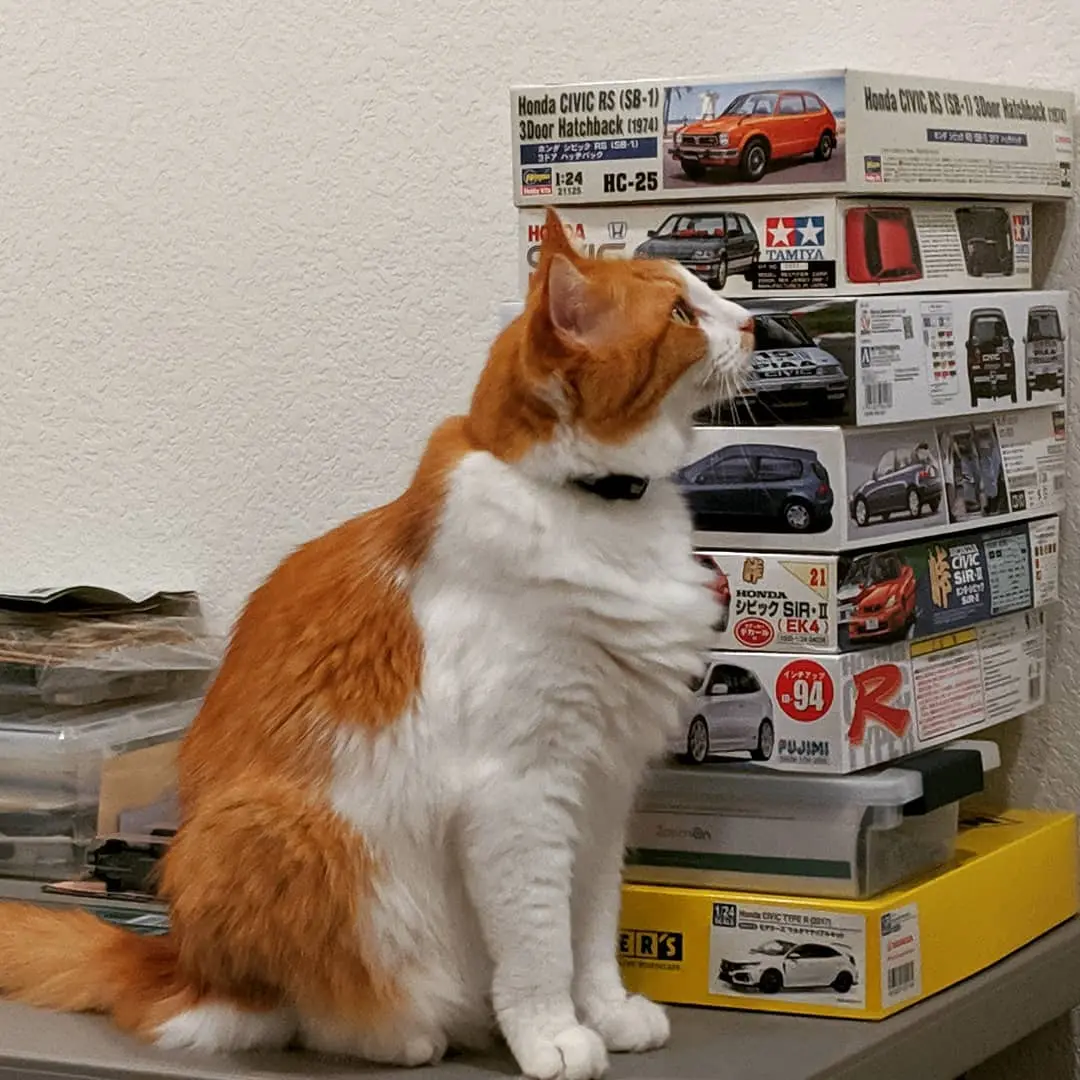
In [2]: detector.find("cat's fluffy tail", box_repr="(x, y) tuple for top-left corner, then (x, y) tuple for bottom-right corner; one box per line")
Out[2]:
(0, 902), (193, 1037)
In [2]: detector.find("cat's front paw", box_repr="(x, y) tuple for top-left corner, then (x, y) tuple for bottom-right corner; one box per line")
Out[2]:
(512, 1023), (609, 1080)
(580, 993), (670, 1054)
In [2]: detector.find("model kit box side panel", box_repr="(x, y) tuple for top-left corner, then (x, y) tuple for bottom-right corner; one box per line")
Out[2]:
(516, 200), (1036, 298)
(698, 515), (1060, 654)
(511, 71), (1074, 206)
(682, 406), (1066, 552)
(678, 607), (1047, 773)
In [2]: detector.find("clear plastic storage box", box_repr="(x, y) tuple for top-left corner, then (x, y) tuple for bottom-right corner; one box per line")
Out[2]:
(0, 696), (198, 880)
(625, 740), (998, 899)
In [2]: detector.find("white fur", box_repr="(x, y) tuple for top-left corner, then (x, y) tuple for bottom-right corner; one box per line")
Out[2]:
(159, 276), (750, 1078)
(323, 278), (749, 1078)
(155, 1003), (296, 1053)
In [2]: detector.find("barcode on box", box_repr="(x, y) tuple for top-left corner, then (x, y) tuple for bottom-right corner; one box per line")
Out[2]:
(864, 382), (894, 409)
(888, 962), (916, 994)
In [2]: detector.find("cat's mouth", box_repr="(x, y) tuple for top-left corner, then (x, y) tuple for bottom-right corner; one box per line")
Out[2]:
(697, 339), (754, 412)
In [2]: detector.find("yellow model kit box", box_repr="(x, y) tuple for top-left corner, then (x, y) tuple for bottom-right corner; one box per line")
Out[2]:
(618, 810), (1077, 1020)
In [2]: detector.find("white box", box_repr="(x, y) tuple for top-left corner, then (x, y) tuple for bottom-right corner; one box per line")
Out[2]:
(673, 607), (1048, 774)
(698, 515), (1059, 653)
(511, 70), (1074, 205)
(680, 405), (1065, 552)
(627, 740), (999, 898)
(517, 199), (1036, 297)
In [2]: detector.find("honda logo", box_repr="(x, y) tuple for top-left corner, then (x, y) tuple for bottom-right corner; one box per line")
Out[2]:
(608, 221), (627, 240)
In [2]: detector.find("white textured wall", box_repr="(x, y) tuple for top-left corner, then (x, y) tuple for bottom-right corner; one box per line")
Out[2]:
(2, 1), (1078, 1073)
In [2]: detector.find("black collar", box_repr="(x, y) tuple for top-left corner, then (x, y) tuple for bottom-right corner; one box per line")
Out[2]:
(571, 474), (650, 501)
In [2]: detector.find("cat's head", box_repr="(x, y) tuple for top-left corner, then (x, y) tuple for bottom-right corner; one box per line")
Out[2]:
(470, 208), (753, 482)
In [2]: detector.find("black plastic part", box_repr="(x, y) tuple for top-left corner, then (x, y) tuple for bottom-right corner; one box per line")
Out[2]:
(901, 747), (986, 817)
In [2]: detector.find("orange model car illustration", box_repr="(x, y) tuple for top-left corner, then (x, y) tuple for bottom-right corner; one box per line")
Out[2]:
(671, 90), (837, 183)
(837, 551), (917, 645)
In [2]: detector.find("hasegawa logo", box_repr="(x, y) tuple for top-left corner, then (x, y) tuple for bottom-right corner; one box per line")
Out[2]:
(764, 216), (826, 261)
(521, 167), (553, 195)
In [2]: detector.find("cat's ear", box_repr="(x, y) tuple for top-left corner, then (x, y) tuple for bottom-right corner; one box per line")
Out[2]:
(540, 207), (577, 259)
(546, 253), (607, 347)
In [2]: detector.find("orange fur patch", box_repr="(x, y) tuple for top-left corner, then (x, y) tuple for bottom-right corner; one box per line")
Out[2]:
(468, 207), (708, 460)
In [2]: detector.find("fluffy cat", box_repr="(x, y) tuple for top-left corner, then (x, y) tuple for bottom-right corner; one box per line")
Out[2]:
(0, 209), (752, 1080)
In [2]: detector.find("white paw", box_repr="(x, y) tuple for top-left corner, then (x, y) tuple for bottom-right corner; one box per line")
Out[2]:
(581, 993), (670, 1053)
(513, 1023), (609, 1080)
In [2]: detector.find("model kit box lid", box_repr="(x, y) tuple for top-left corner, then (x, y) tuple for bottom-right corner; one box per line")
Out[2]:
(511, 69), (1074, 205)
(640, 739), (998, 813)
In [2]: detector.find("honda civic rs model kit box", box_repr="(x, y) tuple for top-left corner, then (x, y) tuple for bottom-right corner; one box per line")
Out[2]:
(697, 515), (1059, 654)
(673, 606), (1049, 775)
(617, 810), (1078, 1020)
(511, 70), (1074, 206)
(680, 405), (1065, 553)
(516, 199), (1035, 298)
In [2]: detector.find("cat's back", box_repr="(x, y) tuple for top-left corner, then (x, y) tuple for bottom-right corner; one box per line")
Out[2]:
(177, 418), (474, 800)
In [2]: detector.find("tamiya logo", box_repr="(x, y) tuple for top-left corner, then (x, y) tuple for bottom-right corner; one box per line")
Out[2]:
(607, 221), (628, 240)
(764, 216), (826, 260)
(521, 167), (553, 196)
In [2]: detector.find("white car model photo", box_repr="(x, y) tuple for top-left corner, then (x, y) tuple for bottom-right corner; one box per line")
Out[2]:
(718, 939), (858, 995)
(675, 660), (775, 764)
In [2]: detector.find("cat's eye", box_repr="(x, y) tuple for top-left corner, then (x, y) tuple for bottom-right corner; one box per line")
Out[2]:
(671, 298), (697, 326)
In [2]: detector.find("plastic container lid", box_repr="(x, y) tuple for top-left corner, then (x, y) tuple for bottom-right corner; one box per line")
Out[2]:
(639, 740), (1000, 816)
(0, 697), (200, 753)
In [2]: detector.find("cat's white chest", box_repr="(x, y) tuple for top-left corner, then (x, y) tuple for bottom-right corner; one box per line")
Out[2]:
(409, 454), (714, 771)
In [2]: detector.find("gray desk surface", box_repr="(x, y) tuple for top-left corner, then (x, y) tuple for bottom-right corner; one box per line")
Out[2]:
(0, 915), (1075, 1080)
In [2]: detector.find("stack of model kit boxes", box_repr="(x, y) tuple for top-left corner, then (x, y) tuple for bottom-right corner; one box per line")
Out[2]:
(508, 69), (1078, 1019)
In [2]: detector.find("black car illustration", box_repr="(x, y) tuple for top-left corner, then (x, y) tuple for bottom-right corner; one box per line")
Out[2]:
(944, 426), (1007, 518)
(954, 207), (1015, 277)
(634, 211), (759, 290)
(965, 308), (1017, 407)
(674, 444), (834, 533)
(1024, 305), (1066, 399)
(850, 443), (943, 527)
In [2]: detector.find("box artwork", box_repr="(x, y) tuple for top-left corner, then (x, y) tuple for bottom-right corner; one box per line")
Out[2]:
(700, 290), (1066, 428)
(511, 70), (1074, 205)
(680, 405), (1065, 553)
(618, 811), (1078, 1020)
(697, 515), (1059, 653)
(672, 605), (1048, 774)
(516, 199), (1036, 298)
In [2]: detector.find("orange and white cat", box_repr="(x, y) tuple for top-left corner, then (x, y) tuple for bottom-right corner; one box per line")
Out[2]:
(0, 210), (751, 1080)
